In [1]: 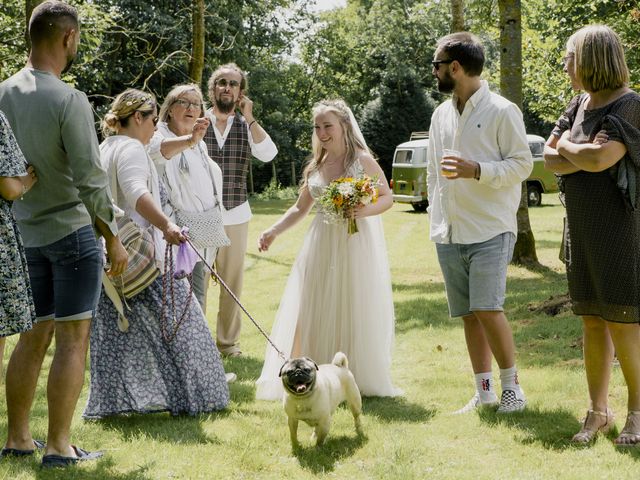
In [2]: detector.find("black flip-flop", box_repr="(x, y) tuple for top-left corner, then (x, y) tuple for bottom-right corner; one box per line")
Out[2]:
(42, 445), (103, 468)
(0, 439), (46, 458)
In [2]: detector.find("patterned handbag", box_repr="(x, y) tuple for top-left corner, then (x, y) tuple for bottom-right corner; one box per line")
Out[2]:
(173, 145), (230, 249)
(113, 215), (160, 298)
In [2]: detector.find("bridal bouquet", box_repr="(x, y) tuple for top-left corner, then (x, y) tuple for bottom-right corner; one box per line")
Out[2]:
(318, 174), (379, 234)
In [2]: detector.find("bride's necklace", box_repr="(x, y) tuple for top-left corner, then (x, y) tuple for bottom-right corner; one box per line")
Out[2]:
(323, 152), (347, 167)
(320, 153), (349, 184)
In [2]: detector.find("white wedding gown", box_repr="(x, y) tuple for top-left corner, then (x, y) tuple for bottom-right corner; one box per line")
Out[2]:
(256, 159), (401, 400)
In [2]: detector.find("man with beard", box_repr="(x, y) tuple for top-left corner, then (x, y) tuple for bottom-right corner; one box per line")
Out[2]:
(204, 64), (277, 357)
(426, 32), (532, 414)
(0, 0), (126, 467)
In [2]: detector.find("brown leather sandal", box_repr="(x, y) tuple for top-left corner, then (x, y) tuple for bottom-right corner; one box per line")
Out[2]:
(571, 409), (615, 444)
(615, 411), (640, 446)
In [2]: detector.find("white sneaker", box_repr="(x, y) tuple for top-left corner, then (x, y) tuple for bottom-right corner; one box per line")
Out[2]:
(453, 392), (498, 414)
(225, 372), (237, 384)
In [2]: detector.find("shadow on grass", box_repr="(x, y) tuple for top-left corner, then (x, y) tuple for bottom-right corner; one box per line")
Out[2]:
(246, 252), (294, 270)
(399, 208), (427, 215)
(293, 432), (367, 474)
(224, 354), (261, 404)
(228, 381), (257, 405)
(392, 280), (445, 294)
(392, 261), (583, 368)
(395, 298), (452, 334)
(530, 202), (558, 209)
(505, 275), (583, 368)
(33, 458), (154, 480)
(393, 280), (453, 335)
(363, 396), (436, 424)
(0, 456), (154, 480)
(95, 412), (224, 445)
(478, 405), (587, 451)
(224, 354), (263, 381)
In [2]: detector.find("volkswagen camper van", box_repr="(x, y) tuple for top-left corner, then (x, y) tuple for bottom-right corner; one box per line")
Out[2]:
(390, 132), (430, 211)
(525, 134), (558, 206)
(390, 133), (557, 210)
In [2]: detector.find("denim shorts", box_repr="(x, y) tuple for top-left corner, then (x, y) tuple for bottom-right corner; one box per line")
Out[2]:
(25, 225), (103, 322)
(435, 232), (515, 318)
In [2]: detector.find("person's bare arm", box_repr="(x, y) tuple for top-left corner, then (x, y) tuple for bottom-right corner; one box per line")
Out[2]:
(257, 187), (314, 252)
(0, 165), (37, 201)
(556, 129), (627, 172)
(543, 134), (581, 174)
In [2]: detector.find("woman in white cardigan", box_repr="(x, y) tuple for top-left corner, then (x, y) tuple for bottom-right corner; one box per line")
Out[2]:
(148, 84), (226, 313)
(83, 89), (230, 419)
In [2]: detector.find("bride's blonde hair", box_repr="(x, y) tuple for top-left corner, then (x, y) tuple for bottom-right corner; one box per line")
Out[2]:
(301, 99), (370, 188)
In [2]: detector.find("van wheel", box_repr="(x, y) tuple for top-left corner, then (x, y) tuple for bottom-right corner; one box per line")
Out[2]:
(527, 184), (542, 207)
(412, 201), (428, 212)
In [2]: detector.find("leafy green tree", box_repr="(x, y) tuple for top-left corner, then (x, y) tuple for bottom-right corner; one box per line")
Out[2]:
(0, 1), (28, 80)
(2, 0), (638, 195)
(523, 0), (640, 126)
(456, 0), (639, 135)
(360, 70), (436, 179)
(0, 0), (114, 93)
(300, 0), (450, 109)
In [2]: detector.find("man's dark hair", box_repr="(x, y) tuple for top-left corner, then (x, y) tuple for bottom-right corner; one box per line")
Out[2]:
(437, 32), (485, 76)
(29, 1), (79, 45)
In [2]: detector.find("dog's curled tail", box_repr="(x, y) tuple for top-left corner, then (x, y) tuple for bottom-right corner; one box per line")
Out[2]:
(332, 352), (348, 369)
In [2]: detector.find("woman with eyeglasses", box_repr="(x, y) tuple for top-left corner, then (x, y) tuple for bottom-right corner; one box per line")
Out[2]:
(149, 84), (226, 314)
(544, 25), (640, 445)
(83, 88), (230, 420)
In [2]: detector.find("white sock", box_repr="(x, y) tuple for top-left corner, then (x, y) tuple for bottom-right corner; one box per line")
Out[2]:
(500, 366), (525, 398)
(475, 371), (497, 403)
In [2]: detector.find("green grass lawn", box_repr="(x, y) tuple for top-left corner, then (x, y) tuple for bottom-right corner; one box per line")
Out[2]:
(1, 194), (639, 479)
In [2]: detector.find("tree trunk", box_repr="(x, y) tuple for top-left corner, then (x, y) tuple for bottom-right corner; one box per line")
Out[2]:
(25, 0), (44, 50)
(499, 0), (538, 266)
(450, 0), (465, 32)
(513, 182), (538, 265)
(189, 0), (205, 85)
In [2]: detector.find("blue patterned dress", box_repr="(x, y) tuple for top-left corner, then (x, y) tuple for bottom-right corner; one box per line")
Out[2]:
(0, 111), (35, 336)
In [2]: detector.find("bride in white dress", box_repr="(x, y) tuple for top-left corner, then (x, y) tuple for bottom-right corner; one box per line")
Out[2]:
(256, 99), (401, 400)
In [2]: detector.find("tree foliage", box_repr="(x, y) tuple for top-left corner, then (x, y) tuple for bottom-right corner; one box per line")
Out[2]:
(360, 70), (435, 179)
(525, 0), (640, 124)
(0, 0), (639, 191)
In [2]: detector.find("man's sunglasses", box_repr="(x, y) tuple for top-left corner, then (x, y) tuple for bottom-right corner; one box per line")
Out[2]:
(432, 59), (454, 70)
(215, 79), (241, 88)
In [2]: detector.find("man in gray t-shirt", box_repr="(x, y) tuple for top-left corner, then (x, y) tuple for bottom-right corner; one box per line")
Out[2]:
(0, 1), (127, 467)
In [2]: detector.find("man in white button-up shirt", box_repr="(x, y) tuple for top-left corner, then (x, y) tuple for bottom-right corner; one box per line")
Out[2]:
(426, 32), (532, 414)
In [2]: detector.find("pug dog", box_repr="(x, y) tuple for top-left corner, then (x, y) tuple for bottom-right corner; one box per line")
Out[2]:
(279, 352), (363, 448)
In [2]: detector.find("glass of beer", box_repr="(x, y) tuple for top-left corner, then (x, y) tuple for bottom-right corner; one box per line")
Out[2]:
(441, 148), (460, 178)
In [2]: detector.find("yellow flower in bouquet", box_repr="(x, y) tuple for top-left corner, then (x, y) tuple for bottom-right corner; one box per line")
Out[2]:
(318, 174), (379, 234)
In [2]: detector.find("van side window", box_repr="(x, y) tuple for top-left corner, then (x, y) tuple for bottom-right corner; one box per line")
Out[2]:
(394, 150), (413, 164)
(528, 142), (544, 157)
